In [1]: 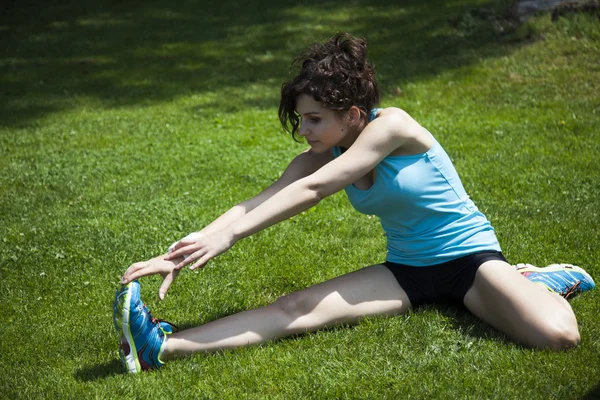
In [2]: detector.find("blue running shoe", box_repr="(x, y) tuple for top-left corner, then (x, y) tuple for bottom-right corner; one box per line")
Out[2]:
(516, 263), (596, 299)
(113, 280), (177, 373)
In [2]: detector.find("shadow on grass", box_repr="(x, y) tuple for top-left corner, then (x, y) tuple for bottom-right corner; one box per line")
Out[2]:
(165, 304), (512, 344)
(76, 304), (509, 382)
(434, 304), (515, 345)
(1, 0), (522, 127)
(584, 384), (600, 400)
(74, 358), (124, 382)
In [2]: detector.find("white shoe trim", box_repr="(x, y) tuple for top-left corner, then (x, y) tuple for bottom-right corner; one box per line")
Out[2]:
(122, 285), (140, 373)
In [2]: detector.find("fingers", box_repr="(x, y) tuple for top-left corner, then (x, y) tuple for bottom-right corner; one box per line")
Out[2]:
(158, 269), (180, 300)
(121, 262), (148, 284)
(174, 239), (195, 250)
(124, 261), (146, 275)
(167, 240), (185, 253)
(165, 241), (196, 260)
(189, 253), (212, 270)
(168, 232), (204, 256)
(122, 269), (151, 284)
(174, 248), (208, 270)
(121, 262), (160, 284)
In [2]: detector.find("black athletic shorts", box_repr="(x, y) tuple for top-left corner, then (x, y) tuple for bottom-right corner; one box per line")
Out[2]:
(383, 250), (507, 308)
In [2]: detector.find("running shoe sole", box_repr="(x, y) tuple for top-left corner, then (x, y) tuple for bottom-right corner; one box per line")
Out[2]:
(113, 283), (141, 373)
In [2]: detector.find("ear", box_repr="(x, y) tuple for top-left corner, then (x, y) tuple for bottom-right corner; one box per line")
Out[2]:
(348, 106), (362, 126)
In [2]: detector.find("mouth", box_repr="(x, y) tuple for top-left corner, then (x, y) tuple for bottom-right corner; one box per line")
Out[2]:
(307, 139), (319, 146)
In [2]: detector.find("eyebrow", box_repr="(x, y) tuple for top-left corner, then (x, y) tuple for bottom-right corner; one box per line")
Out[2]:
(301, 112), (320, 117)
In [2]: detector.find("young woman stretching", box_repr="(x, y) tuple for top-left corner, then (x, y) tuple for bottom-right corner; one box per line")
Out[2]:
(114, 33), (595, 373)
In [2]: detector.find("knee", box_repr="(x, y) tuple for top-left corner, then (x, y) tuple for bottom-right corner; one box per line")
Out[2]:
(539, 317), (580, 351)
(272, 292), (313, 325)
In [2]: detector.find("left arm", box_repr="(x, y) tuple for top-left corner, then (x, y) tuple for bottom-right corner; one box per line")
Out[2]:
(231, 111), (410, 239)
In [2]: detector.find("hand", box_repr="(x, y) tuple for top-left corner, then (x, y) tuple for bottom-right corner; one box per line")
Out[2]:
(121, 255), (183, 300)
(165, 227), (236, 270)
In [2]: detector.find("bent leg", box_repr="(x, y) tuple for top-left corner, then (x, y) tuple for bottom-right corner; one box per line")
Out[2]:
(162, 264), (410, 360)
(464, 260), (580, 350)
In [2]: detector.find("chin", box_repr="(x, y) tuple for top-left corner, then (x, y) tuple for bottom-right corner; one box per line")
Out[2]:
(309, 145), (330, 154)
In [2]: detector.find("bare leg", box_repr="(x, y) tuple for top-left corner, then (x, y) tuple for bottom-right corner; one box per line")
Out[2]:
(161, 264), (411, 360)
(464, 260), (580, 350)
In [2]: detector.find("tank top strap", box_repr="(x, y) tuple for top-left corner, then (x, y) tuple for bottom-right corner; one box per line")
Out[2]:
(369, 108), (382, 122)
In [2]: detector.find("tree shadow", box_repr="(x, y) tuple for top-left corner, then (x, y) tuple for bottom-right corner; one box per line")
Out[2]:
(1, 0), (522, 128)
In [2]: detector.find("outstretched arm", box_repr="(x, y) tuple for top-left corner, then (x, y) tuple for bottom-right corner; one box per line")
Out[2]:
(167, 109), (412, 270)
(173, 149), (330, 240)
(121, 150), (331, 297)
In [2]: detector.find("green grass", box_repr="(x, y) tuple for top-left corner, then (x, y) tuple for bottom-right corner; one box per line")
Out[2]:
(1, 0), (599, 398)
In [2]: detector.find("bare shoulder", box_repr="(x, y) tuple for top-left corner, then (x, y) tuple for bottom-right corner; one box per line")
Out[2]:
(376, 107), (424, 135)
(374, 107), (432, 155)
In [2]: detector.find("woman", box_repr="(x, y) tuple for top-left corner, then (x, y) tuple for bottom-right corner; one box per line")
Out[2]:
(114, 33), (595, 373)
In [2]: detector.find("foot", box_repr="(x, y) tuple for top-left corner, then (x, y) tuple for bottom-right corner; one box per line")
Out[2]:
(515, 263), (596, 299)
(113, 280), (176, 373)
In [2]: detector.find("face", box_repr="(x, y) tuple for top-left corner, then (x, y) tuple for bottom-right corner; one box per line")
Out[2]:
(295, 94), (357, 153)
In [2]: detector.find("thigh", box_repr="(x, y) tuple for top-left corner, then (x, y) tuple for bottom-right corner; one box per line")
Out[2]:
(275, 264), (411, 332)
(463, 260), (580, 349)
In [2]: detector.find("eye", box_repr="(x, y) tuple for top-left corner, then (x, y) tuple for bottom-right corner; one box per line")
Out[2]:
(309, 117), (320, 123)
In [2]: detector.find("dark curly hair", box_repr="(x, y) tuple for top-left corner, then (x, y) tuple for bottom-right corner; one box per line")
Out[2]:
(278, 33), (380, 140)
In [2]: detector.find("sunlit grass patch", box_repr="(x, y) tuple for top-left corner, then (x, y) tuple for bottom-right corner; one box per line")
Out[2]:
(1, 1), (599, 398)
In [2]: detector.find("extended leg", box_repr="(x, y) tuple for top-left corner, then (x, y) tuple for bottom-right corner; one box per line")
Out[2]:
(464, 260), (580, 350)
(162, 264), (410, 360)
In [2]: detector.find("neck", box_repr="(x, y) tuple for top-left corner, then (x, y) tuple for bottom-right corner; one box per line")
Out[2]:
(338, 119), (367, 149)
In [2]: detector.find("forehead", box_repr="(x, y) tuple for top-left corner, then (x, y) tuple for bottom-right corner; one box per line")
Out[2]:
(295, 94), (325, 114)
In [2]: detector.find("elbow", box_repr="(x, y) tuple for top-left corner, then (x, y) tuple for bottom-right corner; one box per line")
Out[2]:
(305, 181), (330, 205)
(307, 187), (324, 206)
(299, 175), (338, 206)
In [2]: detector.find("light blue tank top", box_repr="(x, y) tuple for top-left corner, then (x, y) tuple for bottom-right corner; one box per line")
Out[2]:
(331, 109), (501, 266)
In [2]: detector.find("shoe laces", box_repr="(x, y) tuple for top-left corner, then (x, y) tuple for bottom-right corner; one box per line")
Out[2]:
(562, 281), (581, 300)
(143, 303), (179, 332)
(550, 271), (582, 299)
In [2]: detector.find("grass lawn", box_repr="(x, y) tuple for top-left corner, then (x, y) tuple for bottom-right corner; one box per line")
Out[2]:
(1, 0), (599, 398)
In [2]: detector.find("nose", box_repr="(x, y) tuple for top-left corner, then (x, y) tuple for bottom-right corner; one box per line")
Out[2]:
(298, 121), (309, 137)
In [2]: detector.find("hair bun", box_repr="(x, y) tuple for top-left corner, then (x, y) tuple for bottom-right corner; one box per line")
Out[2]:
(336, 33), (368, 70)
(312, 33), (370, 79)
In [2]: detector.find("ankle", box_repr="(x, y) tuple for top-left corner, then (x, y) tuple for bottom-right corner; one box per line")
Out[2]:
(159, 337), (176, 361)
